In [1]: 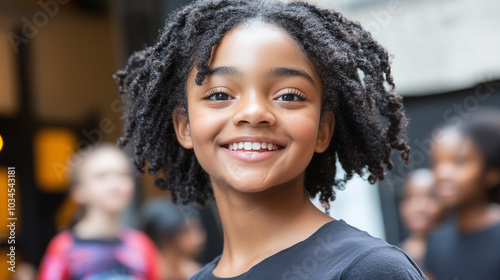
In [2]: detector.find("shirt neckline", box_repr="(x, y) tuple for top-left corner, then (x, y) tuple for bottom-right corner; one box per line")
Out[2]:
(207, 219), (344, 279)
(70, 228), (125, 244)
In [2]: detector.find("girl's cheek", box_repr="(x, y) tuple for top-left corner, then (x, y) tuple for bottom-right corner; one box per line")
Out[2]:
(190, 108), (227, 140)
(284, 110), (320, 145)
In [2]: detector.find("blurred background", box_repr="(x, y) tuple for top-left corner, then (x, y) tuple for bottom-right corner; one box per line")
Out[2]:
(0, 0), (499, 279)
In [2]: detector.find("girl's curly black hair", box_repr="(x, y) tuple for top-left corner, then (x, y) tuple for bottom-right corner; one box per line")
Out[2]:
(114, 0), (410, 206)
(459, 109), (500, 203)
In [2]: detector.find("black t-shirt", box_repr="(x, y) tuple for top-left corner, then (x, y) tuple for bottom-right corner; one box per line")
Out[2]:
(189, 219), (427, 280)
(424, 219), (500, 280)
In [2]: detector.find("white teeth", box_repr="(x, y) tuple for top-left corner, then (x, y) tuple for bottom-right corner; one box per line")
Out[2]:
(244, 142), (252, 150)
(227, 141), (279, 151)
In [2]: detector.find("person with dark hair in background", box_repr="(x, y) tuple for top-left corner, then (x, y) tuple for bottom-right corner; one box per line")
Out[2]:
(141, 198), (206, 280)
(424, 108), (500, 280)
(399, 168), (443, 267)
(114, 0), (427, 278)
(38, 143), (162, 280)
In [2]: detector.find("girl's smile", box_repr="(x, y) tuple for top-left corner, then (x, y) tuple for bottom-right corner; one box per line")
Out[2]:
(221, 137), (284, 163)
(174, 20), (334, 192)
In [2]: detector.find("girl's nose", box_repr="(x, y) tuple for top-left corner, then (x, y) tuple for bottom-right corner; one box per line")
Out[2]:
(233, 94), (276, 127)
(434, 163), (452, 180)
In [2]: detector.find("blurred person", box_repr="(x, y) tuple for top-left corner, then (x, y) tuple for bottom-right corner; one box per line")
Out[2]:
(141, 198), (206, 280)
(399, 168), (443, 267)
(38, 143), (162, 280)
(424, 109), (500, 280)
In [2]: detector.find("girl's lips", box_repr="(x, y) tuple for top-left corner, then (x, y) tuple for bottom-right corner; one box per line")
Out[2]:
(221, 146), (283, 162)
(220, 137), (286, 148)
(436, 182), (457, 199)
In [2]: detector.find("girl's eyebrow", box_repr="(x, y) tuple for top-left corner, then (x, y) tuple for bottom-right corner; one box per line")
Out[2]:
(268, 67), (316, 88)
(207, 66), (243, 78)
(206, 66), (316, 88)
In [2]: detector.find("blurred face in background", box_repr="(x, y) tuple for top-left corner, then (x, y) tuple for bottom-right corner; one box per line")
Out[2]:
(174, 217), (207, 259)
(73, 148), (134, 214)
(431, 130), (488, 209)
(400, 170), (442, 235)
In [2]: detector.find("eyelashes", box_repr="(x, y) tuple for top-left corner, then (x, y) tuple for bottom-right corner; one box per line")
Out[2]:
(201, 87), (307, 101)
(202, 87), (232, 100)
(278, 88), (306, 101)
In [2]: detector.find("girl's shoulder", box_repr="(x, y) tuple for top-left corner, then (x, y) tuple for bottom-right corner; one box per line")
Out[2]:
(280, 219), (427, 279)
(297, 219), (402, 255)
(45, 230), (75, 253)
(121, 227), (152, 242)
(120, 227), (158, 251)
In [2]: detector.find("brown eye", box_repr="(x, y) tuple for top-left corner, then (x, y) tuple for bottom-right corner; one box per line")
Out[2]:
(279, 94), (299, 101)
(203, 89), (233, 101)
(276, 88), (306, 102)
(216, 93), (229, 100)
(206, 92), (232, 101)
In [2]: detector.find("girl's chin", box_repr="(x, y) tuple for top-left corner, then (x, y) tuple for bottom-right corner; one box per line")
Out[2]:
(226, 181), (275, 193)
(437, 195), (460, 207)
(99, 204), (129, 214)
(212, 177), (279, 194)
(208, 167), (308, 194)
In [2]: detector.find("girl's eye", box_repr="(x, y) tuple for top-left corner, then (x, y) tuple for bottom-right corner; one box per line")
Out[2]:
(454, 155), (468, 166)
(278, 94), (302, 101)
(203, 88), (233, 101)
(277, 89), (306, 102)
(209, 93), (231, 100)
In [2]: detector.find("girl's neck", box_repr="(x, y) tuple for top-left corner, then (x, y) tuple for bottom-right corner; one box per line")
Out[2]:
(407, 230), (428, 240)
(211, 172), (333, 277)
(456, 200), (500, 233)
(74, 208), (124, 239)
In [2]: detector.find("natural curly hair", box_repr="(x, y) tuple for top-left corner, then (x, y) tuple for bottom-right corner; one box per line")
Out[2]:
(114, 0), (410, 206)
(458, 109), (500, 203)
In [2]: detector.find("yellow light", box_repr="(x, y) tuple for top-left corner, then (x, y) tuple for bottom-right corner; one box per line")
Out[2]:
(0, 134), (3, 152)
(34, 127), (78, 192)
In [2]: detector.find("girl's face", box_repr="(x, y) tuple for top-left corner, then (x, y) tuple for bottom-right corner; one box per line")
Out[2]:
(175, 21), (334, 193)
(431, 131), (488, 208)
(400, 174), (442, 234)
(174, 218), (206, 258)
(73, 149), (134, 214)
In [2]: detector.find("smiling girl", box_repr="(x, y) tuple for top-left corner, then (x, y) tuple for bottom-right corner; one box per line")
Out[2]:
(114, 0), (426, 279)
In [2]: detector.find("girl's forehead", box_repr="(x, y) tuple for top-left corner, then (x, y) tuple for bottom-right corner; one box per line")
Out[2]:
(80, 150), (130, 174)
(211, 22), (311, 67)
(432, 131), (478, 158)
(197, 21), (320, 84)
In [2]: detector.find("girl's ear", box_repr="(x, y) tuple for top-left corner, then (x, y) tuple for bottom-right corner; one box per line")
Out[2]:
(173, 107), (193, 149)
(315, 112), (335, 153)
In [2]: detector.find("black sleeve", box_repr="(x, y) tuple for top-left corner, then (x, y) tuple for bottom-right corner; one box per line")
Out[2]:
(341, 246), (428, 280)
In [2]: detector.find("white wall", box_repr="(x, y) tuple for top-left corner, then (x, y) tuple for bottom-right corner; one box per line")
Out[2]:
(313, 0), (500, 96)
(312, 164), (387, 240)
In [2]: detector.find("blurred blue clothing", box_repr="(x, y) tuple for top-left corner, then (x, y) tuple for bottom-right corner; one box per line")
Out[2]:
(424, 219), (500, 280)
